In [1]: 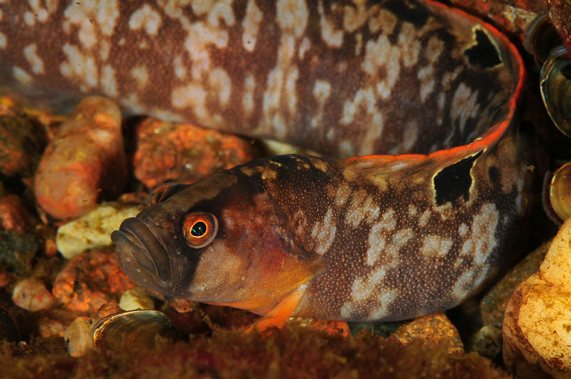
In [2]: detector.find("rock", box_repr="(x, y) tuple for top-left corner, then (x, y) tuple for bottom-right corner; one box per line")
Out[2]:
(169, 298), (194, 314)
(52, 248), (135, 316)
(471, 325), (502, 360)
(546, 0), (571, 53)
(37, 309), (77, 338)
(470, 242), (549, 359)
(119, 288), (154, 311)
(503, 219), (571, 377)
(133, 118), (254, 188)
(391, 313), (464, 355)
(0, 112), (46, 177)
(64, 317), (94, 358)
(56, 202), (140, 259)
(0, 194), (37, 233)
(480, 242), (549, 327)
(12, 277), (54, 312)
(0, 230), (38, 277)
(259, 139), (309, 156)
(34, 96), (127, 219)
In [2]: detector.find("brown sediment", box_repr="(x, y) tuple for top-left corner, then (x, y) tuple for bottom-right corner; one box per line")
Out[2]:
(0, 326), (509, 379)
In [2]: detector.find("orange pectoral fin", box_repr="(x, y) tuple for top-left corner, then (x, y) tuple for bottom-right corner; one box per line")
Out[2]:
(246, 284), (307, 333)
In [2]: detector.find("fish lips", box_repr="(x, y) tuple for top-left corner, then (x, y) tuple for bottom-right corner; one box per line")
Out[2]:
(112, 217), (185, 297)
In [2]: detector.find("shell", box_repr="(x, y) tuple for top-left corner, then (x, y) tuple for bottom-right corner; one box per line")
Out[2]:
(92, 310), (179, 351)
(548, 162), (571, 222)
(540, 45), (571, 137)
(524, 13), (563, 66)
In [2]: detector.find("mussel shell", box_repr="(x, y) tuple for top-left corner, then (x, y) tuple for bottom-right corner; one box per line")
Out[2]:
(524, 14), (563, 67)
(92, 310), (179, 351)
(548, 162), (571, 223)
(540, 46), (571, 137)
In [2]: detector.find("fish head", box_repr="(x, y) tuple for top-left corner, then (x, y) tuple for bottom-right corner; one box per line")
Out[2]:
(112, 168), (322, 315)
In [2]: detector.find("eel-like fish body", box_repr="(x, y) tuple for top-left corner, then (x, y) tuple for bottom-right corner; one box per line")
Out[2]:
(0, 1), (534, 326)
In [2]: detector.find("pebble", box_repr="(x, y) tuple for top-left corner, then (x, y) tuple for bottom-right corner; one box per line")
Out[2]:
(391, 313), (464, 355)
(34, 96), (127, 219)
(52, 248), (135, 316)
(37, 309), (77, 338)
(64, 317), (94, 358)
(0, 230), (38, 278)
(119, 288), (155, 311)
(56, 202), (140, 259)
(12, 278), (54, 312)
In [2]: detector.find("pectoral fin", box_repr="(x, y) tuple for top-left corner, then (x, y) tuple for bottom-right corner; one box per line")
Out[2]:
(246, 284), (307, 333)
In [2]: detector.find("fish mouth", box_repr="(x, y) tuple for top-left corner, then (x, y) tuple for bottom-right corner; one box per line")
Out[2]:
(111, 217), (175, 294)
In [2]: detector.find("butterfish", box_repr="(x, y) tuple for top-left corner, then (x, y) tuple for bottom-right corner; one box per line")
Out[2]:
(0, 0), (533, 328)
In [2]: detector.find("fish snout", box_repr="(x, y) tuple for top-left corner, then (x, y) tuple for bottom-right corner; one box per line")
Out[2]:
(112, 217), (179, 296)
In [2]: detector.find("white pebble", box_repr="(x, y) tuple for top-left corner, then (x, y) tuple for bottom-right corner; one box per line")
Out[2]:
(119, 288), (154, 311)
(12, 278), (54, 312)
(56, 202), (140, 259)
(64, 317), (94, 358)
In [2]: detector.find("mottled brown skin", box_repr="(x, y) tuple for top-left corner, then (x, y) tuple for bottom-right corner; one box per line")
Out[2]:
(0, 1), (533, 323)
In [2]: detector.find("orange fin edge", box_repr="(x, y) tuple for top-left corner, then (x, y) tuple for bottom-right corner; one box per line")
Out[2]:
(246, 284), (307, 333)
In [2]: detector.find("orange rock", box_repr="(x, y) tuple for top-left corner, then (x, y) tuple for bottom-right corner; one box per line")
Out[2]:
(37, 309), (77, 338)
(12, 277), (55, 312)
(52, 248), (135, 316)
(34, 96), (127, 219)
(133, 118), (255, 188)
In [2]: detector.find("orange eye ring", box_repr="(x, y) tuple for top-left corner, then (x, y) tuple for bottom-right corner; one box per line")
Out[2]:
(182, 212), (218, 249)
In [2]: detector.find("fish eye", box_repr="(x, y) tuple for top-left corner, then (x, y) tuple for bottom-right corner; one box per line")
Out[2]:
(182, 212), (218, 249)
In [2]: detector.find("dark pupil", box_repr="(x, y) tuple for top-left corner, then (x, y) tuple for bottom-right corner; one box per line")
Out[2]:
(191, 221), (207, 237)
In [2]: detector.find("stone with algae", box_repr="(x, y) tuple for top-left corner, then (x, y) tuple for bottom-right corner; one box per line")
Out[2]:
(503, 218), (571, 378)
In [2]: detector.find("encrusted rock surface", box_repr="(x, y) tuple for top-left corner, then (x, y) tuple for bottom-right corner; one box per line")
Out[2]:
(503, 219), (571, 377)
(56, 202), (140, 259)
